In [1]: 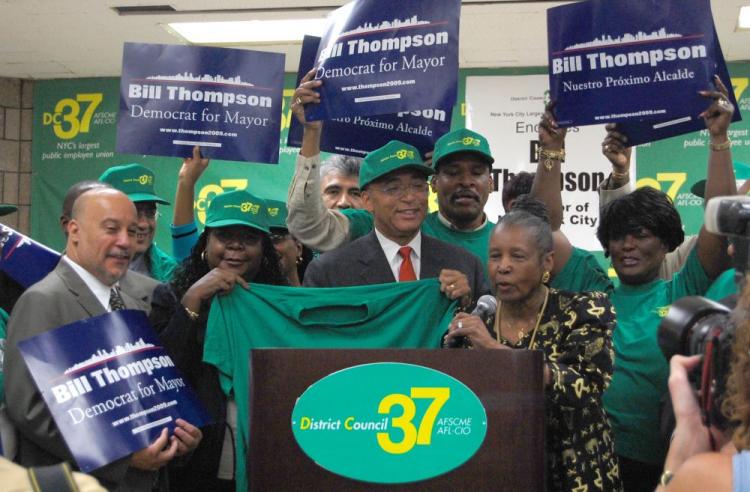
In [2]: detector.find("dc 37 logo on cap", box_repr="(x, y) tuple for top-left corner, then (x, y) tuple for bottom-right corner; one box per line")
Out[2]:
(461, 137), (481, 147)
(239, 202), (260, 214)
(395, 149), (415, 159)
(124, 175), (153, 186)
(267, 207), (280, 217)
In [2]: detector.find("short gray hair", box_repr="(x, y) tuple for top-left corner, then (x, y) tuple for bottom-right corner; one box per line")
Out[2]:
(494, 209), (553, 256)
(320, 154), (362, 180)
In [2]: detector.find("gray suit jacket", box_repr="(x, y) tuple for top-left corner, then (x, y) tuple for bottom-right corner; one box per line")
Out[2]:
(303, 231), (488, 301)
(4, 259), (158, 492)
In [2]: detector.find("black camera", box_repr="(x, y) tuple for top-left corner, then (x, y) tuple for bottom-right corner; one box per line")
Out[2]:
(658, 296), (734, 428)
(657, 195), (750, 429)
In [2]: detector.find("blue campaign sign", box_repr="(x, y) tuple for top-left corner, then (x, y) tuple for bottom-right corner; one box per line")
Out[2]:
(305, 0), (460, 122)
(117, 42), (284, 164)
(0, 225), (60, 288)
(617, 29), (741, 146)
(18, 310), (211, 472)
(289, 35), (451, 157)
(547, 0), (740, 140)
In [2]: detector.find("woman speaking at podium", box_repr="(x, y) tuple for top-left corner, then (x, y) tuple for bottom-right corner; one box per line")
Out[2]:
(444, 207), (622, 491)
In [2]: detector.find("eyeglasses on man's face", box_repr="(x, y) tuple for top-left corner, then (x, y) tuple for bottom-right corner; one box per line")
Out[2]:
(370, 181), (430, 198)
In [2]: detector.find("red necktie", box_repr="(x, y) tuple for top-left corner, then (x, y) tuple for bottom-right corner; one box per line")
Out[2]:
(398, 246), (417, 282)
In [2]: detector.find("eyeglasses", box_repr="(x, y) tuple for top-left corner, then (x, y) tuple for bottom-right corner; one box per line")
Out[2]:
(371, 181), (429, 198)
(269, 233), (291, 244)
(135, 203), (161, 220)
(211, 228), (262, 247)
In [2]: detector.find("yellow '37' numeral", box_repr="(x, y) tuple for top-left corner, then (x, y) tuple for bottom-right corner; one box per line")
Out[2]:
(376, 387), (450, 455)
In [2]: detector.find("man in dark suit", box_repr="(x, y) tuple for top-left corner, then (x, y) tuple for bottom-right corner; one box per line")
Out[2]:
(304, 140), (487, 304)
(4, 188), (201, 491)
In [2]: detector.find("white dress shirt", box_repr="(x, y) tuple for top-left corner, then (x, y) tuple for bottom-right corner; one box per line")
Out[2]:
(62, 255), (120, 312)
(373, 228), (422, 281)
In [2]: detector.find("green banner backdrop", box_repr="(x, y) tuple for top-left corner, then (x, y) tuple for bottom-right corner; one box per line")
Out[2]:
(31, 74), (301, 253)
(635, 63), (750, 234)
(32, 65), (750, 268)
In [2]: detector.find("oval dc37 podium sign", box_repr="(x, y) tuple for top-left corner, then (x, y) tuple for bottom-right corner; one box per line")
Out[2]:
(291, 362), (487, 484)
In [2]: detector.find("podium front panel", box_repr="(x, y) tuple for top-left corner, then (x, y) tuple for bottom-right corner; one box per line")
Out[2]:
(248, 349), (544, 491)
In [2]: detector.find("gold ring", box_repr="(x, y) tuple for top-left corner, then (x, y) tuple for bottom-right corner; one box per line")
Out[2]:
(295, 97), (302, 105)
(458, 321), (463, 329)
(718, 98), (731, 109)
(449, 283), (455, 290)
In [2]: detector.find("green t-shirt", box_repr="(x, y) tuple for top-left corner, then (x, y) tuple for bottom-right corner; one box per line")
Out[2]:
(421, 212), (495, 267)
(342, 207), (375, 240)
(203, 279), (457, 492)
(603, 248), (711, 464)
(705, 268), (737, 302)
(148, 243), (178, 282)
(342, 209), (494, 272)
(0, 308), (7, 402)
(551, 247), (613, 294)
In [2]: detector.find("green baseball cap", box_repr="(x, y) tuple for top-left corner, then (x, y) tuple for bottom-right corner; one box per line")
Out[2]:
(432, 128), (494, 169)
(0, 204), (17, 216)
(265, 199), (289, 231)
(359, 140), (433, 189)
(205, 190), (270, 233)
(690, 161), (750, 198)
(99, 164), (170, 204)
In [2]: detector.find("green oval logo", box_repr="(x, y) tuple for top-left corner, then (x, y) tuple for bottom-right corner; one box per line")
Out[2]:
(291, 362), (487, 484)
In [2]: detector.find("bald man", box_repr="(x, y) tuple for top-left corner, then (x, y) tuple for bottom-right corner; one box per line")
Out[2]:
(4, 188), (199, 491)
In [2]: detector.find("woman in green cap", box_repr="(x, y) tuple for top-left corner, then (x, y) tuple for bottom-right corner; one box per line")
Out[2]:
(170, 147), (311, 286)
(149, 189), (287, 491)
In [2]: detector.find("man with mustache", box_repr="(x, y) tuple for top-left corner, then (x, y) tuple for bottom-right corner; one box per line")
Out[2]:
(100, 164), (178, 282)
(60, 180), (160, 306)
(421, 128), (495, 266)
(320, 155), (364, 210)
(4, 188), (201, 490)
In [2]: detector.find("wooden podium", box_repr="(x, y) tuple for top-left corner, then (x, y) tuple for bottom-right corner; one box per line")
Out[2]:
(248, 349), (545, 491)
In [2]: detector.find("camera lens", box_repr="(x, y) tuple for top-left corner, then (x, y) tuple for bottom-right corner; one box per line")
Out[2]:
(658, 296), (731, 360)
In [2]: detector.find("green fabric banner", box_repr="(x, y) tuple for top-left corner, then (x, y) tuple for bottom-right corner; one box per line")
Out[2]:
(203, 279), (457, 492)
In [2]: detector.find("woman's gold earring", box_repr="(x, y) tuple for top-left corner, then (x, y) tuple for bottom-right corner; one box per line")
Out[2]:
(542, 271), (550, 284)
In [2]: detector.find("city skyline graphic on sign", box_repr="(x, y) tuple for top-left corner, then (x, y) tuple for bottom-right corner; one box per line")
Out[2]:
(64, 338), (156, 375)
(563, 28), (683, 51)
(145, 73), (255, 87)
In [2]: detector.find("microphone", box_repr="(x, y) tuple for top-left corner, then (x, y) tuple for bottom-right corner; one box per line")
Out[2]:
(472, 294), (498, 322)
(446, 295), (498, 348)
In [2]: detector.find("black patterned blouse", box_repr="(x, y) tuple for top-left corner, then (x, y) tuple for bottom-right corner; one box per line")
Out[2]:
(490, 288), (623, 492)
